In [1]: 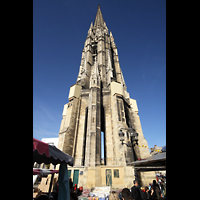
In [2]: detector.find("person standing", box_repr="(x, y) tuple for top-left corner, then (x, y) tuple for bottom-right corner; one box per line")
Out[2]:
(69, 178), (73, 192)
(74, 184), (77, 193)
(149, 187), (156, 200)
(109, 191), (120, 200)
(152, 180), (161, 200)
(143, 186), (150, 200)
(131, 180), (142, 200)
(122, 188), (133, 200)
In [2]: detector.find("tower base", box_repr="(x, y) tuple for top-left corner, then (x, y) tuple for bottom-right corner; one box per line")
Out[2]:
(67, 165), (155, 189)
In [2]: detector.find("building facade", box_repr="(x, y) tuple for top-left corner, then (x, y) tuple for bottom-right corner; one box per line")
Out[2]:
(57, 5), (155, 188)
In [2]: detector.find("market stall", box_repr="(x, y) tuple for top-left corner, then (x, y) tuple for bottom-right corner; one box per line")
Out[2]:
(128, 152), (166, 171)
(33, 168), (59, 198)
(128, 151), (166, 199)
(33, 138), (74, 200)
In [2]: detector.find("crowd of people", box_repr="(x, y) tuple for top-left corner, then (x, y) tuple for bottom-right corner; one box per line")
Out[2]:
(130, 180), (163, 200)
(109, 179), (164, 200)
(35, 178), (165, 200)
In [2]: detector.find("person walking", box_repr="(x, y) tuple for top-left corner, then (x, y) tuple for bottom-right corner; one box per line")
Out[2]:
(131, 180), (142, 200)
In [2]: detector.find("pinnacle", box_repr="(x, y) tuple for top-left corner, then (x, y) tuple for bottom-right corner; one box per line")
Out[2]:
(89, 22), (93, 30)
(94, 5), (105, 29)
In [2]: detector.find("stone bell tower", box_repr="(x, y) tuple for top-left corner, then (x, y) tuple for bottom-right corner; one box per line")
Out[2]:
(57, 5), (155, 188)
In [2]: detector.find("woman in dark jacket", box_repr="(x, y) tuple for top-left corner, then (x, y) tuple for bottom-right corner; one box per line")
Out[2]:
(149, 187), (157, 200)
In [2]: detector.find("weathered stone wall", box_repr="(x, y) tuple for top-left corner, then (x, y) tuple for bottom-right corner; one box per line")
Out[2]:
(58, 97), (79, 156)
(74, 91), (89, 166)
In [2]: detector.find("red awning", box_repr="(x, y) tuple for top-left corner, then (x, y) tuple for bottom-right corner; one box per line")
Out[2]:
(33, 138), (49, 156)
(33, 138), (73, 166)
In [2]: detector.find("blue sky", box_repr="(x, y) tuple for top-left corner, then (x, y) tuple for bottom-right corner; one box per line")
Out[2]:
(33, 0), (166, 151)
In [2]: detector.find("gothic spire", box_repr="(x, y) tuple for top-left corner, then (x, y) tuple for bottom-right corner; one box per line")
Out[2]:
(94, 5), (105, 29)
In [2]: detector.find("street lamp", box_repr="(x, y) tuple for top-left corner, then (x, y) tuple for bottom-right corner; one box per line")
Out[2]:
(118, 127), (140, 183)
(130, 128), (138, 143)
(119, 129), (125, 142)
(118, 128), (138, 146)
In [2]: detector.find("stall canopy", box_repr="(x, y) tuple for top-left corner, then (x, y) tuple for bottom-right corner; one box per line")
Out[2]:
(33, 168), (59, 175)
(33, 138), (73, 166)
(128, 152), (166, 171)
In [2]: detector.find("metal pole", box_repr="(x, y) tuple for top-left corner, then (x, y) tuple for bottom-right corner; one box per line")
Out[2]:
(48, 173), (54, 199)
(130, 137), (135, 161)
(130, 134), (139, 183)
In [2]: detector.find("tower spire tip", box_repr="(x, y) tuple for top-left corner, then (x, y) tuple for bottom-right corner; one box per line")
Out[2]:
(94, 4), (104, 28)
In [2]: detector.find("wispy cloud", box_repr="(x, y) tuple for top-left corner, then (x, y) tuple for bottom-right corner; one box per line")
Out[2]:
(33, 96), (60, 140)
(37, 104), (57, 123)
(33, 127), (58, 140)
(149, 64), (165, 89)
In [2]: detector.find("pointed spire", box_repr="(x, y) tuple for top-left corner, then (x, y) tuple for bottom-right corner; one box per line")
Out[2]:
(89, 22), (93, 30)
(88, 22), (94, 36)
(110, 31), (113, 37)
(110, 31), (114, 42)
(104, 21), (108, 30)
(94, 5), (105, 29)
